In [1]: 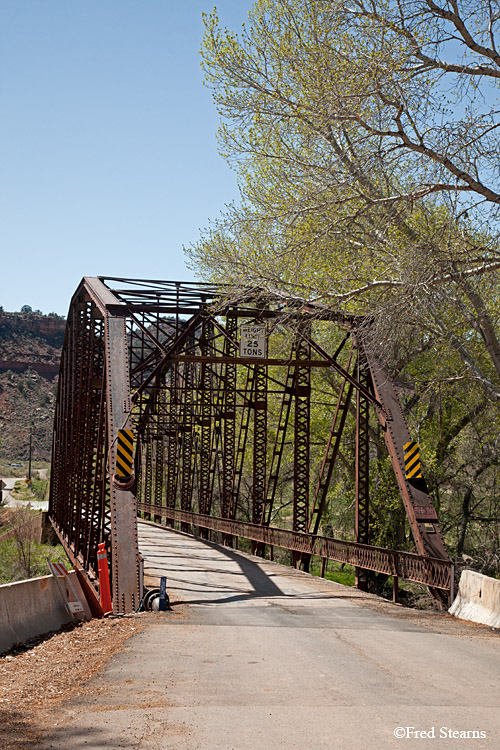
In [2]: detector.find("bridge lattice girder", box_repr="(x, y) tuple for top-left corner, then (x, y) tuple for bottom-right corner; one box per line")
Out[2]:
(49, 277), (451, 613)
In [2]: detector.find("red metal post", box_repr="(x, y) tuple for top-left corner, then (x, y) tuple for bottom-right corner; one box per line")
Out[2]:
(97, 542), (112, 614)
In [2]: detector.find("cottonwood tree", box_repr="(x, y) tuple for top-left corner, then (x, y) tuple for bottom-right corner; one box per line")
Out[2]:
(190, 0), (500, 402)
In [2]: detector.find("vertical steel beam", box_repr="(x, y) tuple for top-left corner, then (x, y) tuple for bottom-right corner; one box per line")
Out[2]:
(265, 360), (294, 526)
(165, 366), (179, 527)
(153, 378), (166, 524)
(180, 354), (194, 533)
(199, 319), (212, 524)
(222, 315), (237, 545)
(86, 354), (107, 569)
(293, 329), (311, 535)
(104, 314), (141, 614)
(135, 438), (143, 506)
(252, 363), (267, 554)
(154, 433), (164, 524)
(292, 329), (311, 568)
(232, 368), (254, 521)
(144, 440), (153, 521)
(355, 357), (371, 591)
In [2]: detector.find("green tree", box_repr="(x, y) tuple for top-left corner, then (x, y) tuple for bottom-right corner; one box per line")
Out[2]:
(189, 0), (500, 567)
(190, 0), (500, 402)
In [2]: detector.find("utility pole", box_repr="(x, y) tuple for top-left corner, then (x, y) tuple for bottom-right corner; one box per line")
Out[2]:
(28, 424), (32, 486)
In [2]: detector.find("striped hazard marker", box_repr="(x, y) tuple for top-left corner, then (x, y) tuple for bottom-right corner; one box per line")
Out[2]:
(116, 429), (134, 479)
(51, 560), (69, 576)
(404, 441), (423, 479)
(113, 429), (135, 490)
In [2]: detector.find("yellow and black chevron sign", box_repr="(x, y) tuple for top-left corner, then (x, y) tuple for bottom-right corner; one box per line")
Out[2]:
(116, 429), (134, 478)
(404, 441), (422, 479)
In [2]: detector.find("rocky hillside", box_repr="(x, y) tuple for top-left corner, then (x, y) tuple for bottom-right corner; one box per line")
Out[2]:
(0, 311), (66, 460)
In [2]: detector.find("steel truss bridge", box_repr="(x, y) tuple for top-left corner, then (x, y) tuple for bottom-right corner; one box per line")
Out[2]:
(49, 277), (453, 614)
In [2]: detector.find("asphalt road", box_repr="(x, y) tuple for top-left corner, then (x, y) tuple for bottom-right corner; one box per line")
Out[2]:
(45, 521), (500, 749)
(0, 476), (48, 511)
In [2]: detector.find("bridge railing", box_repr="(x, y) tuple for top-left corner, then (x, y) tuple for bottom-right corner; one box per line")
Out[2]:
(136, 504), (454, 597)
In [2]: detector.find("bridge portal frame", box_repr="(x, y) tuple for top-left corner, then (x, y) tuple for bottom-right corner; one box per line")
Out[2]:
(49, 277), (451, 613)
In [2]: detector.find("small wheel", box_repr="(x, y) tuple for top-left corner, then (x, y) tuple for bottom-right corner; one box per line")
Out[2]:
(151, 593), (170, 611)
(143, 588), (160, 611)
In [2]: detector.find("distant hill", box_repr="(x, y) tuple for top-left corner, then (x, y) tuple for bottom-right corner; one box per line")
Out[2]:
(0, 311), (66, 460)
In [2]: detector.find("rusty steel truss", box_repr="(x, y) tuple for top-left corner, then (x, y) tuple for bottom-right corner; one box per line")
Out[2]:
(49, 277), (452, 613)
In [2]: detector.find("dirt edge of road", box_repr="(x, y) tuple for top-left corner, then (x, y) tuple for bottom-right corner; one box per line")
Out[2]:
(0, 612), (171, 749)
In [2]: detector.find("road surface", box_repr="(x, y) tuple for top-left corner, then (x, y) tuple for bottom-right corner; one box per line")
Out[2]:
(44, 521), (500, 749)
(0, 476), (48, 511)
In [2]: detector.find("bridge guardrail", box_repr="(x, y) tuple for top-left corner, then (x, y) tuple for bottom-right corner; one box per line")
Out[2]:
(137, 504), (453, 595)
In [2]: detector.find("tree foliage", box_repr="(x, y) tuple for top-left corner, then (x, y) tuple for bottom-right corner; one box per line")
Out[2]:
(189, 0), (500, 572)
(191, 0), (500, 400)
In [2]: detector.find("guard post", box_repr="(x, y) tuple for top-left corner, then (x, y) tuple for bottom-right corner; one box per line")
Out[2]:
(159, 576), (167, 612)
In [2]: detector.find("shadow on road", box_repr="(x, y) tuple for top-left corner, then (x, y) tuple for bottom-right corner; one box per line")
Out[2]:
(141, 524), (385, 608)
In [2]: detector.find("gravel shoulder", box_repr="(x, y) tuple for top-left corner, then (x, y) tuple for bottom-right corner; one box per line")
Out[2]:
(0, 616), (145, 749)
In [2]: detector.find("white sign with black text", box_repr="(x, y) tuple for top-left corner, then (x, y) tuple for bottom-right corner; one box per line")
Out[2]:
(239, 324), (267, 359)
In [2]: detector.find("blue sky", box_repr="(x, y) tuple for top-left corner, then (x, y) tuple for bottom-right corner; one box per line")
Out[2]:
(0, 1), (250, 315)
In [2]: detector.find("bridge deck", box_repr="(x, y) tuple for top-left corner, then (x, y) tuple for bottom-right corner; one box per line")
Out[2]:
(47, 522), (500, 749)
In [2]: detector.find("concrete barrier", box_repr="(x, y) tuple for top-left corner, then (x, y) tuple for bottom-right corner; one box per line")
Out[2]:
(449, 570), (500, 628)
(0, 572), (91, 655)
